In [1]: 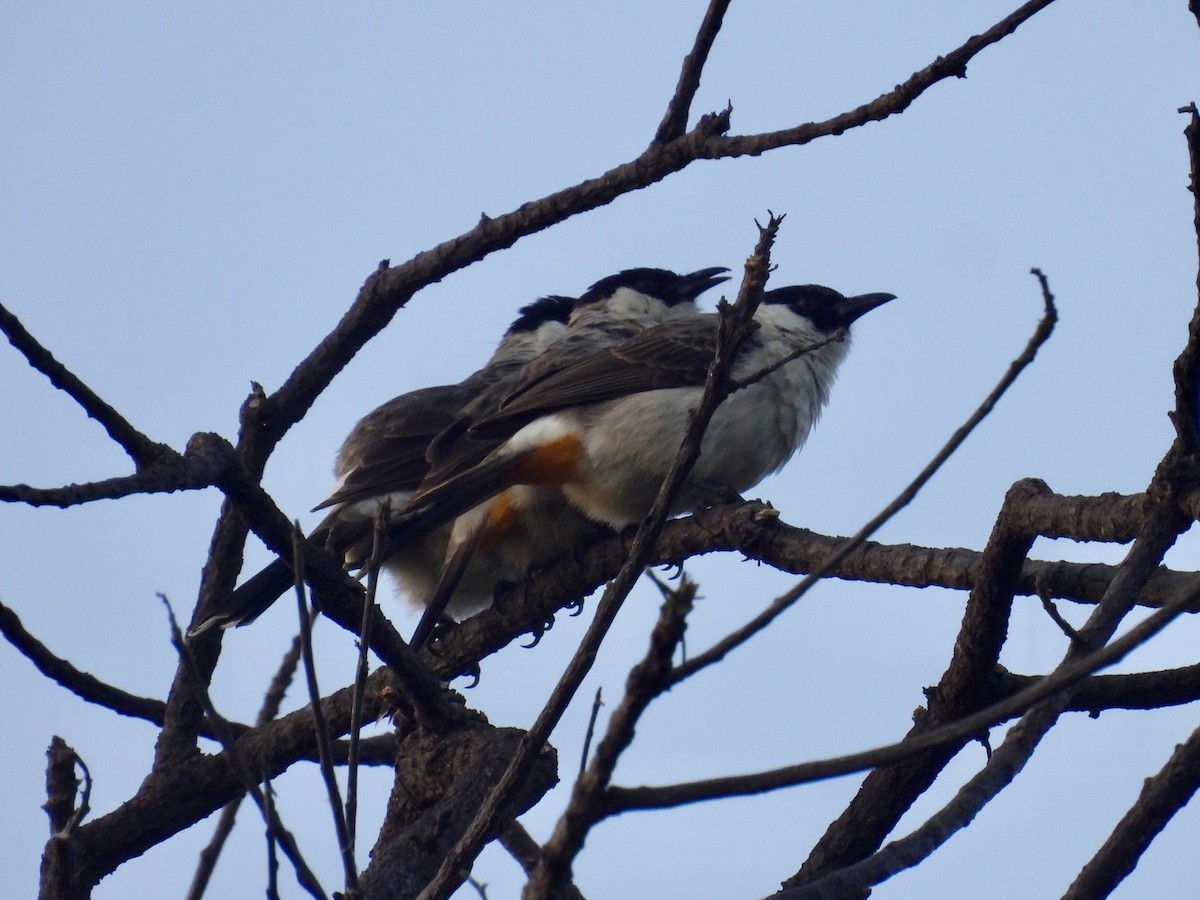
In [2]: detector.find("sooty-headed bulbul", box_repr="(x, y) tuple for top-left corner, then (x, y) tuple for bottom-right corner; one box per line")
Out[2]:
(396, 284), (894, 644)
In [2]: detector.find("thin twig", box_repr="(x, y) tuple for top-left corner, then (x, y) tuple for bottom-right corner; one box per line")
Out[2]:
(606, 569), (1200, 816)
(579, 688), (604, 777)
(346, 502), (388, 854)
(188, 636), (302, 900)
(264, 776), (281, 900)
(655, 0), (734, 142)
(530, 578), (697, 896)
(0, 300), (164, 466)
(1036, 576), (1085, 646)
(160, 595), (327, 900)
(291, 526), (358, 894)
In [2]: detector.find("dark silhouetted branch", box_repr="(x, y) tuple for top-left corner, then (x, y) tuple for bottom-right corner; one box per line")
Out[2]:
(655, 0), (733, 142)
(1064, 720), (1200, 898)
(527, 577), (697, 897)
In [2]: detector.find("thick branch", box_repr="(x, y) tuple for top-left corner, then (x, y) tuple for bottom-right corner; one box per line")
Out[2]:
(359, 723), (559, 900)
(1064, 720), (1200, 898)
(789, 478), (1046, 890)
(422, 494), (1193, 685)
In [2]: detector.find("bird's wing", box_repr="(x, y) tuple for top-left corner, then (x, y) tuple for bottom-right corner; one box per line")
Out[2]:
(315, 384), (471, 510)
(476, 316), (727, 433)
(424, 340), (582, 467)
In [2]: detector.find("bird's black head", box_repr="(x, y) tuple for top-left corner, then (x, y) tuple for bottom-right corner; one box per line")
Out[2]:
(579, 266), (731, 308)
(508, 295), (577, 334)
(765, 285), (896, 333)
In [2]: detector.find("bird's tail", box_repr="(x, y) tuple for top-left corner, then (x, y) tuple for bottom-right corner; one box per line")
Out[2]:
(188, 556), (300, 636)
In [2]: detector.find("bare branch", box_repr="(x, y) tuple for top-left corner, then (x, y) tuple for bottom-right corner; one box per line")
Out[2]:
(1170, 104), (1200, 451)
(1065, 721), (1200, 897)
(357, 723), (558, 899)
(290, 529), (357, 894)
(655, 0), (733, 142)
(163, 596), (328, 900)
(2, 429), (236, 509)
(790, 478), (1045, 887)
(157, 441), (438, 773)
(731, 327), (848, 392)
(187, 637), (303, 900)
(579, 688), (603, 777)
(346, 503), (388, 857)
(782, 463), (1195, 896)
(56, 661), (395, 888)
(528, 578), (697, 897)
(606, 565), (1200, 819)
(41, 737), (91, 900)
(0, 300), (164, 466)
(0, 595), (397, 769)
(708, 0), (1060, 159)
(999, 663), (1200, 712)
(420, 492), (1193, 687)
(497, 822), (586, 900)
(0, 596), (186, 728)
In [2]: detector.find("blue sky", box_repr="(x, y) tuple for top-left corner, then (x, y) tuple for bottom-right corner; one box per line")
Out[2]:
(3, 3), (1199, 897)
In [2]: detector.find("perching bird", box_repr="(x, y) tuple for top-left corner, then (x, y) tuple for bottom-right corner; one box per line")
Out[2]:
(408, 265), (731, 646)
(425, 266), (731, 480)
(192, 266), (731, 642)
(189, 293), (579, 635)
(402, 284), (894, 536)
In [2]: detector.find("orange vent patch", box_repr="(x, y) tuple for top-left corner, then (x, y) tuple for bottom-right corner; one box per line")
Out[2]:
(503, 433), (583, 486)
(480, 492), (520, 549)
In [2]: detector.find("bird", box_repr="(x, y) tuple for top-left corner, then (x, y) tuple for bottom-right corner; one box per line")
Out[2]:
(188, 293), (579, 635)
(424, 266), (731, 479)
(400, 284), (895, 537)
(408, 265), (731, 646)
(192, 266), (732, 643)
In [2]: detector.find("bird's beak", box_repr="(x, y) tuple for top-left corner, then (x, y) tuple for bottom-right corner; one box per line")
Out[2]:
(677, 266), (732, 301)
(839, 292), (897, 325)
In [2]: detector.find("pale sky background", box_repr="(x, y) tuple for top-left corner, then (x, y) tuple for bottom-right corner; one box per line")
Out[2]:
(3, 3), (1199, 898)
